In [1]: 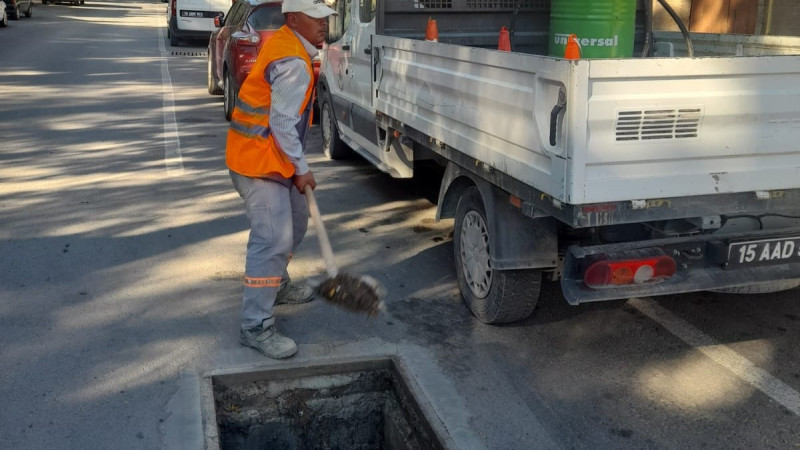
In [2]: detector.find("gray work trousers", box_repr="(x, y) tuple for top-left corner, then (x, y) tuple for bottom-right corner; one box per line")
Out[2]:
(229, 170), (309, 330)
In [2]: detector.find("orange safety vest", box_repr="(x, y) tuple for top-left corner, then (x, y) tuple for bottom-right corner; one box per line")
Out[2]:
(226, 26), (315, 179)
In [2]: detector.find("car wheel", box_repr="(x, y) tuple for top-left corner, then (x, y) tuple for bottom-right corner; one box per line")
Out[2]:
(454, 186), (541, 324)
(170, 30), (179, 47)
(207, 53), (222, 95)
(320, 95), (350, 159)
(0, 13), (7, 27)
(24, 3), (31, 17)
(11, 6), (20, 19)
(223, 70), (237, 121)
(79, 0), (84, 4)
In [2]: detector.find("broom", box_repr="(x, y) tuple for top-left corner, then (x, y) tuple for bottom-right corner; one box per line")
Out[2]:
(304, 185), (386, 316)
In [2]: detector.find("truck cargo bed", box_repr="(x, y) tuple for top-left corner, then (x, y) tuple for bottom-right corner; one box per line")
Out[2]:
(374, 34), (800, 205)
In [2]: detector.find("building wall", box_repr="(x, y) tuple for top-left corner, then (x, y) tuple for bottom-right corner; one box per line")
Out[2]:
(651, 0), (692, 33)
(765, 0), (800, 36)
(650, 0), (800, 36)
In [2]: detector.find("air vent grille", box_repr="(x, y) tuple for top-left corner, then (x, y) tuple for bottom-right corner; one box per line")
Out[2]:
(615, 108), (702, 142)
(466, 0), (548, 8)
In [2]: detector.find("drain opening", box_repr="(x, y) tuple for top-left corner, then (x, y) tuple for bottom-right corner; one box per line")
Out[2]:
(208, 358), (448, 450)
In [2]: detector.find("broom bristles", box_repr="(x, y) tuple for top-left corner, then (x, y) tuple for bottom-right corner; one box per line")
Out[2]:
(316, 273), (385, 317)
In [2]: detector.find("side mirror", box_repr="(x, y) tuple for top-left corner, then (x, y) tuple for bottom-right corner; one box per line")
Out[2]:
(214, 14), (224, 28)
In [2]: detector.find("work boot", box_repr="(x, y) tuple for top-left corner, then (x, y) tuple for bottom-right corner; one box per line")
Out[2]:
(275, 280), (314, 305)
(240, 324), (297, 359)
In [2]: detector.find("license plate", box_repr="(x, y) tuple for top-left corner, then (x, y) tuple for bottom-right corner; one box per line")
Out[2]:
(727, 236), (800, 268)
(180, 10), (217, 18)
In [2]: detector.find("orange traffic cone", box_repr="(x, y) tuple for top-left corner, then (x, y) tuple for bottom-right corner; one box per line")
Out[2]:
(498, 26), (511, 52)
(425, 17), (439, 42)
(564, 33), (581, 60)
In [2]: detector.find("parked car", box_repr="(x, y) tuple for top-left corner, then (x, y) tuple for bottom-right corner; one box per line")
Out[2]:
(207, 0), (284, 120)
(5, 0), (32, 19)
(207, 0), (321, 121)
(167, 0), (230, 47)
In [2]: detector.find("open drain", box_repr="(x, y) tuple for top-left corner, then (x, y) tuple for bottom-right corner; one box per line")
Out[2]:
(204, 357), (450, 450)
(171, 51), (207, 57)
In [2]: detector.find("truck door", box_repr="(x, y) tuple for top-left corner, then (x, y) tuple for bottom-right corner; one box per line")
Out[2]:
(324, 0), (379, 152)
(350, 0), (376, 115)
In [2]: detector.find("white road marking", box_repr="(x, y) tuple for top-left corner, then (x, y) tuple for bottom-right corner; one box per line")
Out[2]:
(157, 21), (184, 175)
(629, 297), (800, 415)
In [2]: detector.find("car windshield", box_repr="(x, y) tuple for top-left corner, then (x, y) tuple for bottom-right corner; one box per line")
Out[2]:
(248, 6), (284, 30)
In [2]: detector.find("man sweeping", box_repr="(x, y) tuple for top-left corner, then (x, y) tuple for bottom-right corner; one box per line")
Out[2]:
(226, 0), (336, 359)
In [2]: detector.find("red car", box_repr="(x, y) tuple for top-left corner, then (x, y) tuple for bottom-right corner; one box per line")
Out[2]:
(207, 0), (283, 120)
(207, 0), (321, 120)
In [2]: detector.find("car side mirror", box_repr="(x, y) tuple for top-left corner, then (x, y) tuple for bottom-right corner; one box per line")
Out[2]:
(214, 14), (224, 28)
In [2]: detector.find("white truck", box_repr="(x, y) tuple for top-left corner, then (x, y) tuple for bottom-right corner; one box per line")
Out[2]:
(317, 0), (800, 323)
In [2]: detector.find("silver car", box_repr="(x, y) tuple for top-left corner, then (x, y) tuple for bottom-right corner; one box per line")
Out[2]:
(5, 0), (32, 19)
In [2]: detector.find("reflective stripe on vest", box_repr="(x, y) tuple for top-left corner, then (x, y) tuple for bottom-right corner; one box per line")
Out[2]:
(225, 26), (314, 179)
(229, 119), (271, 141)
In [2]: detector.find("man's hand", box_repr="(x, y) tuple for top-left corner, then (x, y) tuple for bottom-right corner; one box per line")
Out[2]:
(293, 170), (316, 193)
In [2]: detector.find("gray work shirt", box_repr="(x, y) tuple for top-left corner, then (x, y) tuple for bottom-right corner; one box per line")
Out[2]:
(266, 30), (318, 176)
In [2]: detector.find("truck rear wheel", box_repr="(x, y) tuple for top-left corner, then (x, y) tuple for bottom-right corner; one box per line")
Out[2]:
(321, 96), (350, 160)
(454, 187), (540, 324)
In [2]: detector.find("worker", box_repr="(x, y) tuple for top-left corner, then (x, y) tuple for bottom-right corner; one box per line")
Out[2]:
(225, 0), (337, 359)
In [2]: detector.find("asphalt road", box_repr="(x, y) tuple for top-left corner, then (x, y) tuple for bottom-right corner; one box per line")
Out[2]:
(1, 1), (800, 449)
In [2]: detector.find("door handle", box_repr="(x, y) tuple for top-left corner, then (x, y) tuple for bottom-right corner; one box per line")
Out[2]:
(342, 44), (351, 51)
(364, 46), (371, 55)
(549, 87), (567, 147)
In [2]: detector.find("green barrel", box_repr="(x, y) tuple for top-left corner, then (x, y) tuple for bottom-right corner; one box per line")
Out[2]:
(548, 0), (636, 58)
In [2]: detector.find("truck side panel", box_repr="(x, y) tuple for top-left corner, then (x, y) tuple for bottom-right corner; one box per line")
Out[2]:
(374, 36), (571, 202)
(572, 55), (800, 204)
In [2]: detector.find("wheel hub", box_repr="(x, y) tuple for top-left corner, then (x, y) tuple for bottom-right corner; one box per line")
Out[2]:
(460, 210), (492, 298)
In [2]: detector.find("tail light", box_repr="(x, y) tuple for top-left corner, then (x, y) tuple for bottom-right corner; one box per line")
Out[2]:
(584, 255), (676, 288)
(171, 0), (176, 16)
(233, 31), (260, 47)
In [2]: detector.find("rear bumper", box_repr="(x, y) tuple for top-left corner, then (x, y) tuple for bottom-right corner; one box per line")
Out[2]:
(561, 228), (800, 304)
(169, 16), (212, 41)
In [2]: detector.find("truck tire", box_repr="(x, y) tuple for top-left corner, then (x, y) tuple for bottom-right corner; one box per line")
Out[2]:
(207, 53), (222, 95)
(320, 96), (350, 159)
(454, 186), (540, 324)
(710, 280), (800, 295)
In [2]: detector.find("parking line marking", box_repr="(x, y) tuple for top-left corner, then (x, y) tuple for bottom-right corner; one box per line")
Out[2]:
(629, 298), (800, 415)
(157, 22), (184, 175)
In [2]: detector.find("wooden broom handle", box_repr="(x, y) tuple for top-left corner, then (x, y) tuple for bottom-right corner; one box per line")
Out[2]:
(304, 185), (338, 277)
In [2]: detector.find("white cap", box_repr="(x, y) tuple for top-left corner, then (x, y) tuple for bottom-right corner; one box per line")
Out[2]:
(281, 0), (337, 18)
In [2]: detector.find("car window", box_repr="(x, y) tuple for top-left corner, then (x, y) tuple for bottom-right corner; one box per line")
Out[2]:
(326, 0), (352, 43)
(228, 2), (248, 28)
(359, 0), (375, 23)
(224, 1), (245, 27)
(248, 5), (284, 30)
